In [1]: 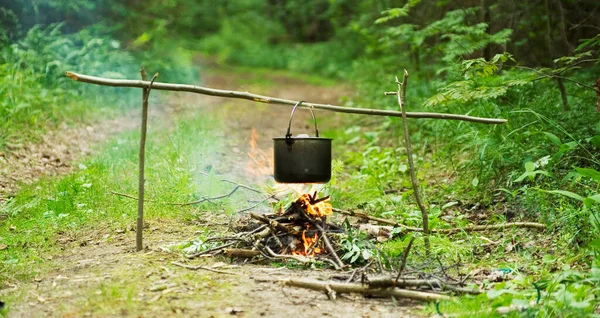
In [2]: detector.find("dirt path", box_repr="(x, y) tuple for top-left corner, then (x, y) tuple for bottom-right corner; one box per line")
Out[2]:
(0, 117), (138, 205)
(2, 66), (424, 317)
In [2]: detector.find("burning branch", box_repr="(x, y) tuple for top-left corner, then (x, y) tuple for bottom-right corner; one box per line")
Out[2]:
(65, 71), (507, 125)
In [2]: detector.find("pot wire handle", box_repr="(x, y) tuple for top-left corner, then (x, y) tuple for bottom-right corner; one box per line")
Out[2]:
(286, 101), (320, 139)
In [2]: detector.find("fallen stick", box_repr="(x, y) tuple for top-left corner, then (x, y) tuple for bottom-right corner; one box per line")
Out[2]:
(65, 71), (507, 125)
(436, 222), (547, 233)
(249, 227), (271, 239)
(262, 245), (311, 264)
(224, 248), (261, 258)
(335, 209), (546, 233)
(280, 278), (452, 302)
(171, 261), (239, 275)
(368, 276), (481, 295)
(333, 208), (402, 227)
(185, 241), (237, 259)
(413, 222), (546, 233)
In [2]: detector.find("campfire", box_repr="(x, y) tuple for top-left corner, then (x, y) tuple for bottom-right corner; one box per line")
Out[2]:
(273, 192), (333, 256)
(173, 133), (492, 302)
(179, 189), (483, 303)
(237, 191), (344, 267)
(172, 125), (480, 303)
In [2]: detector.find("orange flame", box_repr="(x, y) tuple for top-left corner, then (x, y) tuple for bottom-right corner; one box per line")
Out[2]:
(245, 128), (274, 181)
(297, 193), (333, 218)
(292, 229), (322, 257)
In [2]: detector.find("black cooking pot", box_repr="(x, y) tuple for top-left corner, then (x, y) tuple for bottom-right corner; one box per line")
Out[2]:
(273, 101), (332, 183)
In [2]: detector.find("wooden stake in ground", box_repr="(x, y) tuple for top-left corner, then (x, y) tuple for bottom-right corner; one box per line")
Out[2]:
(136, 67), (158, 252)
(395, 70), (430, 254)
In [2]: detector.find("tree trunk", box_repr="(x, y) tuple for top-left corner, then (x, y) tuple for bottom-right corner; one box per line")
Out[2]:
(543, 0), (570, 111)
(480, 0), (492, 60)
(555, 0), (574, 56)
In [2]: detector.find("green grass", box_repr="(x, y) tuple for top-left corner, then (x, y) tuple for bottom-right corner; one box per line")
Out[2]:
(0, 113), (255, 283)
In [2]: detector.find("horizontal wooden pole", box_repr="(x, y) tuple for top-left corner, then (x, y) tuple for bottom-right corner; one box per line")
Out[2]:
(65, 71), (507, 125)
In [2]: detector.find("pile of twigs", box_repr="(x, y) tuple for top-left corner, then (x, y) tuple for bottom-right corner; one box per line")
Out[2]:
(185, 192), (347, 269)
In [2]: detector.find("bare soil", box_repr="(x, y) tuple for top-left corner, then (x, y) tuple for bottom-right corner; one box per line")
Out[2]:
(1, 66), (424, 317)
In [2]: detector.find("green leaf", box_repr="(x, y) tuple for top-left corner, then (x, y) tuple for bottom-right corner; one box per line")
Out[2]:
(584, 194), (600, 208)
(583, 198), (594, 209)
(546, 190), (585, 202)
(543, 132), (562, 146)
(486, 288), (519, 299)
(568, 299), (592, 309)
(375, 7), (409, 24)
(587, 194), (600, 204)
(132, 32), (150, 47)
(362, 249), (372, 260)
(562, 171), (582, 184)
(471, 177), (479, 187)
(442, 201), (459, 210)
(514, 170), (549, 183)
(524, 161), (535, 172)
(574, 167), (600, 183)
(589, 136), (600, 148)
(504, 79), (532, 87)
(576, 34), (600, 52)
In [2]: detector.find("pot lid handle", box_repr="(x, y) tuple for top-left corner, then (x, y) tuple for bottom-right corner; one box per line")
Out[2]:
(286, 101), (320, 139)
